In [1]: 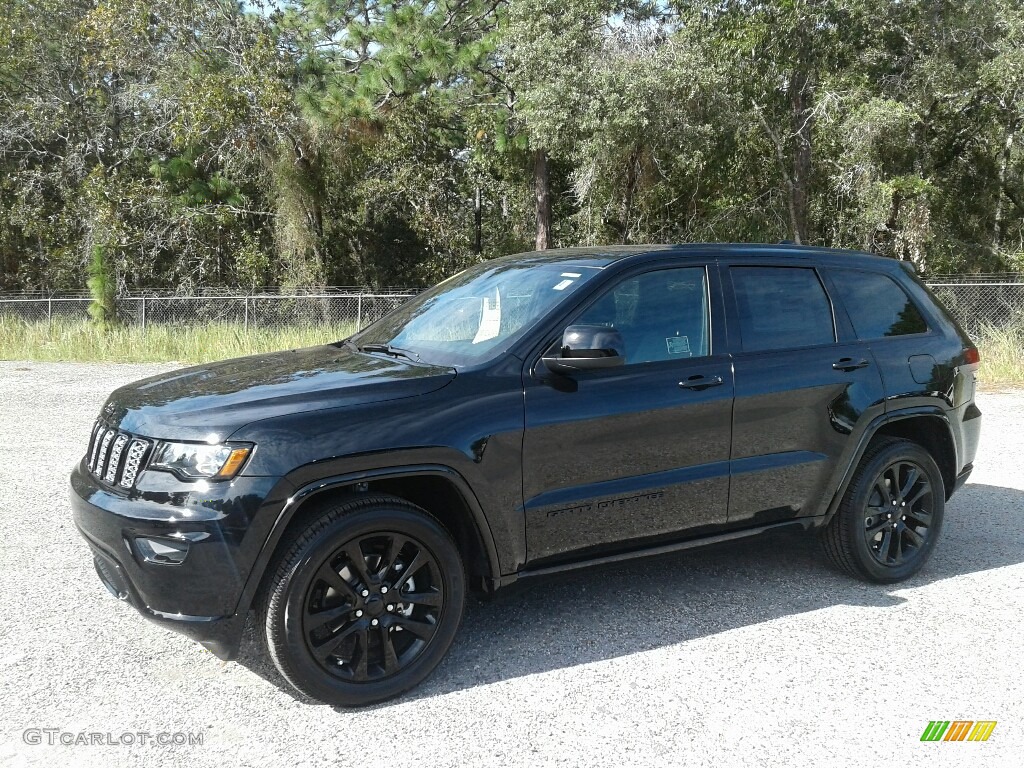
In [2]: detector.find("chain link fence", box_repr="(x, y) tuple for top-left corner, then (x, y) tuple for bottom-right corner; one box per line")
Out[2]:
(924, 276), (1024, 337)
(0, 290), (416, 332)
(0, 276), (1021, 338)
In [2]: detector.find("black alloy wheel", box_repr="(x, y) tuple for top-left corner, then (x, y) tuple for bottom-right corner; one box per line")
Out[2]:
(862, 460), (935, 567)
(821, 437), (945, 583)
(303, 531), (445, 682)
(262, 495), (465, 706)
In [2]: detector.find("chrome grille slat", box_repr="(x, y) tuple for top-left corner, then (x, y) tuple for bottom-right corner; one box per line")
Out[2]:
(95, 429), (116, 475)
(87, 422), (104, 471)
(104, 434), (129, 483)
(119, 438), (150, 488)
(84, 421), (151, 489)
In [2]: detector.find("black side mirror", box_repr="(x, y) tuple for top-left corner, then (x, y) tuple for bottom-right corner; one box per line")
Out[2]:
(542, 324), (625, 374)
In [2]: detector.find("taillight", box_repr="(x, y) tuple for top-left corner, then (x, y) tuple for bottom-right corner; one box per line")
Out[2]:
(963, 346), (980, 371)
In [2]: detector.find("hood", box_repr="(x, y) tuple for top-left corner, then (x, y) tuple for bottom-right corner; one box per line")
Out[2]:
(100, 343), (456, 441)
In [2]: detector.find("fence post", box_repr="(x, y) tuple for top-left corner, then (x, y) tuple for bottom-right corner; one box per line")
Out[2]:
(140, 296), (147, 333)
(47, 297), (52, 329)
(244, 295), (249, 333)
(356, 294), (362, 331)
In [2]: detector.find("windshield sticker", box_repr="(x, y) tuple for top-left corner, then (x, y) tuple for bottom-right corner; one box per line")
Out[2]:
(561, 272), (582, 278)
(666, 336), (691, 356)
(472, 290), (502, 344)
(552, 278), (574, 291)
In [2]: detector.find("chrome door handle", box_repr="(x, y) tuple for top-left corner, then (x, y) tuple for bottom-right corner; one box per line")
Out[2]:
(679, 375), (724, 391)
(832, 358), (870, 372)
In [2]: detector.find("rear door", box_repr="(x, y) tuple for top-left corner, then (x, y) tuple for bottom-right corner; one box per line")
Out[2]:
(722, 260), (887, 524)
(522, 262), (734, 565)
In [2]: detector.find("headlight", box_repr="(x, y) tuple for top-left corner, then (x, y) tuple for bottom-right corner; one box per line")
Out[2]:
(149, 441), (252, 480)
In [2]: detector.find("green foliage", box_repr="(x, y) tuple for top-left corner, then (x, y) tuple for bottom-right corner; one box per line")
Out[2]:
(1, 0), (1024, 293)
(86, 245), (117, 328)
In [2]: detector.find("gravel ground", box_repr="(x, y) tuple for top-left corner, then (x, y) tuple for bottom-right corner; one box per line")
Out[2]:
(0, 360), (1021, 768)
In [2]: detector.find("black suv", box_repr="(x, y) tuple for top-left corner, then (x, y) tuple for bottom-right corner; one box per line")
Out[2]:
(70, 244), (981, 706)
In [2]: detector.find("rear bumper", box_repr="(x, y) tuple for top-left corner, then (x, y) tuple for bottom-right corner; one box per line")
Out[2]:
(69, 460), (288, 660)
(952, 462), (973, 495)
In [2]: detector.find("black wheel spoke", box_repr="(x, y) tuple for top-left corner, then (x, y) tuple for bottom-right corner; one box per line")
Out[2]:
(311, 621), (361, 663)
(306, 603), (352, 633)
(899, 465), (919, 499)
(877, 529), (892, 563)
(315, 563), (359, 602)
(381, 628), (400, 674)
(378, 534), (408, 580)
(394, 550), (428, 591)
(874, 478), (893, 505)
(343, 540), (373, 586)
(906, 485), (930, 508)
(392, 615), (436, 640)
(904, 526), (926, 548)
(401, 588), (443, 607)
(353, 626), (370, 680)
(906, 508), (932, 528)
(892, 529), (904, 563)
(866, 518), (890, 536)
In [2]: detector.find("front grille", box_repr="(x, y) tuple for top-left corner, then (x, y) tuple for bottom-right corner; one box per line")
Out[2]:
(85, 421), (151, 488)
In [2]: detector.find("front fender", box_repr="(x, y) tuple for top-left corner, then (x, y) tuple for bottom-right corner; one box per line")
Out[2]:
(229, 460), (505, 626)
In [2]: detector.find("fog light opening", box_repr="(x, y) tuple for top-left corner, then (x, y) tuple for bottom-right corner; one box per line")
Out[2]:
(134, 536), (190, 565)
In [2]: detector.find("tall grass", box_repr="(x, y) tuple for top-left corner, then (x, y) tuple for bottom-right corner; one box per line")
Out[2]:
(975, 323), (1024, 388)
(1, 317), (1021, 387)
(0, 317), (357, 364)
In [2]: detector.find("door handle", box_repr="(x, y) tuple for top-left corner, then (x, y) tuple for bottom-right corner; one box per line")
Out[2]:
(679, 374), (724, 391)
(832, 357), (870, 372)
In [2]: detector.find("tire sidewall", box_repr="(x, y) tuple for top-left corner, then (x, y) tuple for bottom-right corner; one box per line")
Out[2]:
(269, 504), (465, 706)
(847, 443), (945, 583)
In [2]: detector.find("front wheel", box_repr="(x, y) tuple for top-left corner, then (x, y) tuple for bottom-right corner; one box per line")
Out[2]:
(261, 495), (465, 706)
(820, 438), (945, 583)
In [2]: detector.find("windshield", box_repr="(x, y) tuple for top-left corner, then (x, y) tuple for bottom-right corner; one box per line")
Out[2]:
(352, 260), (601, 367)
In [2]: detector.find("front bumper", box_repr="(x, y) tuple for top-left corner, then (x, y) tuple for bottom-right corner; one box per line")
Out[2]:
(70, 460), (289, 659)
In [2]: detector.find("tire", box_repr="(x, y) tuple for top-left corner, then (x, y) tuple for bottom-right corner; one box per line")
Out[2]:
(261, 494), (466, 706)
(820, 437), (945, 583)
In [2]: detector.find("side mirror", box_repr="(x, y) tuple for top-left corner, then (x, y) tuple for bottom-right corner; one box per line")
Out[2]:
(541, 324), (625, 374)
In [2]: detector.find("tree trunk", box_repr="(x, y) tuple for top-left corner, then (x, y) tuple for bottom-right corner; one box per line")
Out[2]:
(473, 185), (482, 254)
(620, 148), (640, 244)
(993, 117), (1018, 250)
(788, 69), (812, 245)
(533, 148), (552, 250)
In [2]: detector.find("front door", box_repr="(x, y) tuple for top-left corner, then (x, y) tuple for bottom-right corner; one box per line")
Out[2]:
(522, 264), (734, 565)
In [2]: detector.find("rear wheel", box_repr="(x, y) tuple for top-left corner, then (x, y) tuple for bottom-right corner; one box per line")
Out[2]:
(261, 494), (465, 706)
(820, 438), (944, 583)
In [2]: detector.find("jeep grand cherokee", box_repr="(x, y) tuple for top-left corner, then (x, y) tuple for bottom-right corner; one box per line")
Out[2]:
(70, 244), (981, 706)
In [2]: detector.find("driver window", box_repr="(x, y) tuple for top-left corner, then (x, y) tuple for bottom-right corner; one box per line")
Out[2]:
(574, 267), (710, 365)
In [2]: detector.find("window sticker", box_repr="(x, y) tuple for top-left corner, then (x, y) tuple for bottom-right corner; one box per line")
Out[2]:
(561, 272), (582, 278)
(472, 290), (501, 344)
(665, 336), (691, 356)
(552, 278), (575, 291)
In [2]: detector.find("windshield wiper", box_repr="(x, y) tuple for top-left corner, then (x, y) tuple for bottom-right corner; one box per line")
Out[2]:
(356, 343), (421, 362)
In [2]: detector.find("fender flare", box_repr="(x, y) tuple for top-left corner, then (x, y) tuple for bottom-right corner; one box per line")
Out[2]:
(821, 406), (957, 525)
(232, 463), (502, 621)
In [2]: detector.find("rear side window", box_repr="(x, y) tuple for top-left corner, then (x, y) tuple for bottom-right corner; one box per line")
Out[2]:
(730, 267), (835, 351)
(830, 269), (928, 339)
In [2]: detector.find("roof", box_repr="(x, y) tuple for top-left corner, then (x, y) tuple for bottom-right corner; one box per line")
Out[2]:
(500, 243), (890, 270)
